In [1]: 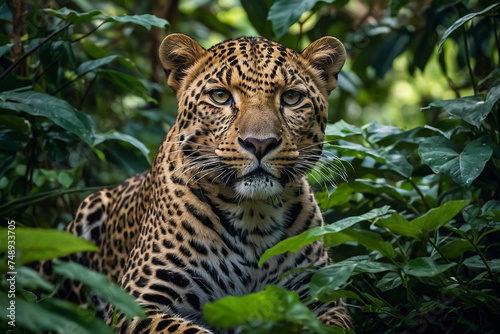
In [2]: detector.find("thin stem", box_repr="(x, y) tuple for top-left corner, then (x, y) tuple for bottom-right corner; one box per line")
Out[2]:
(409, 178), (430, 212)
(78, 74), (97, 110)
(457, 6), (476, 95)
(72, 22), (105, 43)
(493, 17), (500, 68)
(0, 22), (71, 82)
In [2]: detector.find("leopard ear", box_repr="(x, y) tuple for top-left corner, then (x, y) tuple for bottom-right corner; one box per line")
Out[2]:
(159, 34), (207, 92)
(301, 36), (346, 94)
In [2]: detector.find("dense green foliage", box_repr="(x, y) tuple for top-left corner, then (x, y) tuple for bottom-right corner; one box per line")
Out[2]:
(1, 0), (499, 333)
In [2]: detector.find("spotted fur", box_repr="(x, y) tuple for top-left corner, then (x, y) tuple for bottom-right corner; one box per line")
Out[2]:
(46, 34), (350, 333)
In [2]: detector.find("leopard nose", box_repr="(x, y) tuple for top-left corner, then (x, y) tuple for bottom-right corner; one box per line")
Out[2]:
(238, 137), (281, 161)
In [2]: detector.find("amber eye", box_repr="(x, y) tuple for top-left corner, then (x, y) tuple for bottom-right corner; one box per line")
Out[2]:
(281, 90), (303, 106)
(209, 89), (232, 104)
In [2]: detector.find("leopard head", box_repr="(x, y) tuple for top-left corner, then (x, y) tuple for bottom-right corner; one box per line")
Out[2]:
(159, 34), (346, 200)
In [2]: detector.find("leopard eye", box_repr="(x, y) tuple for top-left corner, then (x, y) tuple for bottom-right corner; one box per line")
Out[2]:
(281, 90), (303, 106)
(209, 89), (232, 104)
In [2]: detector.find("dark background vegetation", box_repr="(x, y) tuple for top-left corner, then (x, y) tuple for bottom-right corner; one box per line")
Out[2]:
(1, 0), (499, 333)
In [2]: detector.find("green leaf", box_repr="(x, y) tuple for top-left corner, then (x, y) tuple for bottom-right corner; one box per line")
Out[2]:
(463, 256), (500, 273)
(43, 8), (102, 24)
(52, 261), (145, 318)
(439, 239), (475, 258)
(0, 290), (112, 334)
(240, 0), (274, 38)
(94, 130), (151, 163)
(0, 228), (98, 265)
(377, 201), (467, 240)
(324, 229), (397, 259)
(204, 285), (341, 333)
(268, 0), (341, 38)
(376, 272), (402, 292)
(403, 257), (456, 277)
(76, 55), (134, 76)
(390, 0), (410, 16)
(44, 8), (169, 30)
(105, 14), (169, 30)
(371, 28), (412, 78)
(419, 136), (493, 187)
(0, 91), (95, 145)
(310, 264), (357, 301)
(15, 266), (55, 291)
(258, 206), (392, 266)
(427, 97), (485, 128)
(411, 200), (468, 235)
(438, 3), (500, 52)
(377, 213), (421, 240)
(325, 120), (362, 140)
(96, 70), (156, 103)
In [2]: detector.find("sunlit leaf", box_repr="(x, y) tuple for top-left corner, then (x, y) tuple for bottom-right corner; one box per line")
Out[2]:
(204, 285), (342, 333)
(259, 206), (392, 266)
(94, 130), (151, 163)
(105, 14), (169, 30)
(419, 136), (493, 187)
(438, 3), (500, 52)
(44, 8), (169, 30)
(0, 228), (98, 265)
(324, 229), (397, 259)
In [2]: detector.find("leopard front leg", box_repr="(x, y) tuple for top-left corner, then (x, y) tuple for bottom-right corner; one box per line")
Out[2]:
(108, 308), (213, 334)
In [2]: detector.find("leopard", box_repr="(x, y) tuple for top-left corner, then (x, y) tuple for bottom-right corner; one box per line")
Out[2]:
(44, 33), (351, 333)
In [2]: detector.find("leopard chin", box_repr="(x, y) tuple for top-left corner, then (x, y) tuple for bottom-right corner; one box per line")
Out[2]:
(233, 173), (284, 200)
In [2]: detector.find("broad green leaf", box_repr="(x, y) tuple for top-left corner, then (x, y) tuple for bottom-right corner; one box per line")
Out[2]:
(44, 8), (169, 30)
(0, 186), (104, 215)
(105, 14), (169, 30)
(52, 261), (145, 318)
(426, 97), (484, 128)
(240, 0), (274, 38)
(96, 70), (156, 103)
(0, 290), (112, 334)
(376, 272), (402, 292)
(94, 130), (151, 163)
(268, 0), (342, 38)
(439, 239), (475, 258)
(310, 264), (356, 301)
(338, 69), (362, 96)
(325, 120), (362, 140)
(411, 200), (468, 235)
(259, 206), (392, 266)
(317, 289), (365, 304)
(419, 136), (493, 187)
(482, 85), (500, 120)
(76, 55), (134, 76)
(438, 3), (500, 52)
(371, 28), (412, 78)
(403, 257), (456, 277)
(43, 8), (102, 24)
(15, 266), (55, 291)
(204, 285), (341, 333)
(0, 228), (98, 265)
(0, 91), (95, 145)
(377, 213), (421, 240)
(463, 256), (500, 273)
(324, 229), (397, 259)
